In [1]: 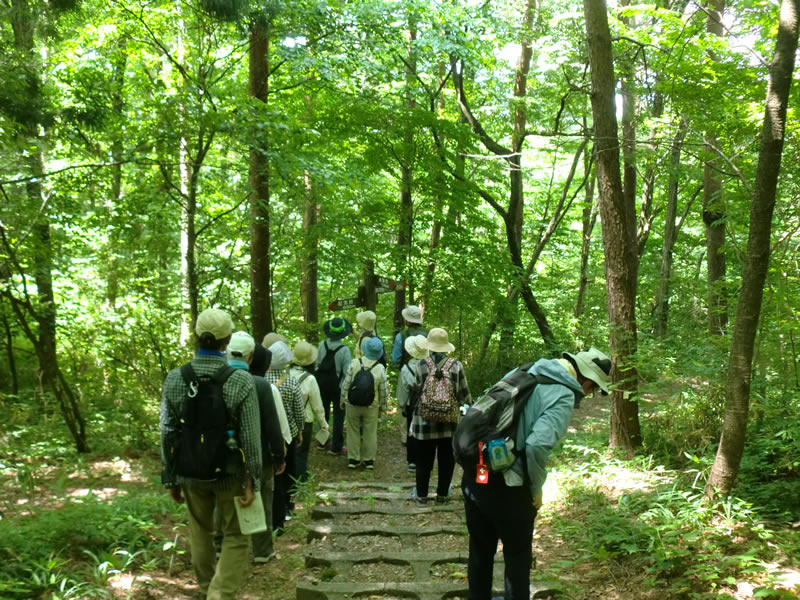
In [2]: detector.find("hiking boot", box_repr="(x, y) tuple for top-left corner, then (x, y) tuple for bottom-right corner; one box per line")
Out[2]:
(415, 496), (428, 507)
(348, 459), (359, 469)
(407, 463), (416, 473)
(435, 495), (449, 505)
(363, 460), (374, 470)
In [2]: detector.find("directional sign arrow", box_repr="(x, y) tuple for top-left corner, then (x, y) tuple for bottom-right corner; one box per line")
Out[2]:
(328, 297), (360, 311)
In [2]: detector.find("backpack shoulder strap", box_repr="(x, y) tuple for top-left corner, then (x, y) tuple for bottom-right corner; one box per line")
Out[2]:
(180, 363), (197, 384)
(332, 344), (344, 356)
(297, 372), (310, 385)
(368, 360), (380, 373)
(211, 364), (237, 384)
(276, 373), (289, 387)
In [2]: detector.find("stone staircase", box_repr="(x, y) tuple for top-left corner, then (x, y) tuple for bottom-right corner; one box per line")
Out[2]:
(295, 481), (556, 600)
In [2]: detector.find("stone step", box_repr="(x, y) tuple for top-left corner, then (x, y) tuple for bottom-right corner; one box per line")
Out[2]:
(296, 580), (558, 600)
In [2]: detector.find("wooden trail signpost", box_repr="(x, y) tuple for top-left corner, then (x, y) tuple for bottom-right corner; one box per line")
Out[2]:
(328, 261), (406, 312)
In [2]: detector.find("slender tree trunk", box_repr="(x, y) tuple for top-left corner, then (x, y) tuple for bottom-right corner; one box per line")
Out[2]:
(2, 311), (19, 396)
(706, 0), (798, 499)
(575, 146), (597, 319)
(249, 18), (272, 343)
(704, 0), (728, 336)
(583, 0), (641, 450)
(653, 118), (689, 337)
(301, 171), (320, 343)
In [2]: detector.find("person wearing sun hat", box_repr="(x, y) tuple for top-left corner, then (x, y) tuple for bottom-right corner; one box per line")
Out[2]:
(410, 328), (471, 507)
(396, 335), (429, 474)
(391, 305), (428, 367)
(159, 309), (262, 598)
(316, 317), (353, 456)
(355, 310), (387, 365)
(461, 346), (611, 600)
(290, 340), (328, 482)
(339, 336), (388, 469)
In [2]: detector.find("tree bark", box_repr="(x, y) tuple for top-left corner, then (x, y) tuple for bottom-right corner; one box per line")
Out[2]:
(583, 0), (642, 450)
(652, 117), (689, 337)
(300, 171), (320, 343)
(249, 17), (273, 343)
(575, 140), (597, 319)
(706, 0), (798, 500)
(2, 311), (19, 396)
(704, 0), (728, 336)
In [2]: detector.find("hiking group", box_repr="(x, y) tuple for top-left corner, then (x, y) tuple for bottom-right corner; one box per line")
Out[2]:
(160, 305), (612, 600)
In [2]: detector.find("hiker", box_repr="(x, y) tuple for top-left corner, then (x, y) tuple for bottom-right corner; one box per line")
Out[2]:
(461, 348), (611, 600)
(410, 328), (470, 506)
(290, 340), (328, 482)
(354, 310), (387, 365)
(160, 308), (262, 600)
(391, 305), (428, 367)
(225, 333), (286, 564)
(315, 317), (353, 456)
(396, 334), (429, 474)
(339, 336), (388, 470)
(264, 340), (304, 525)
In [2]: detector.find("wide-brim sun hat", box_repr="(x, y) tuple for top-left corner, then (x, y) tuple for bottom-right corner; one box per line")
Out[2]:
(361, 336), (384, 361)
(401, 305), (423, 324)
(404, 334), (429, 361)
(323, 317), (353, 340)
(563, 347), (612, 395)
(262, 332), (288, 348)
(195, 308), (233, 340)
(356, 310), (377, 331)
(418, 327), (454, 353)
(293, 340), (318, 366)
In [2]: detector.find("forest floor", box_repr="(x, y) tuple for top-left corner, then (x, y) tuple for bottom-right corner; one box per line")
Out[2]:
(6, 395), (796, 599)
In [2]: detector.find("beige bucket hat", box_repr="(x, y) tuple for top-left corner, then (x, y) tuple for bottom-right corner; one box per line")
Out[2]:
(418, 328), (454, 353)
(403, 334), (430, 361)
(292, 340), (318, 366)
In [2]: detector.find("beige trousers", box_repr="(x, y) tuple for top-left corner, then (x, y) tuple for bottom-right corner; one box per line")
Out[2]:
(345, 402), (380, 462)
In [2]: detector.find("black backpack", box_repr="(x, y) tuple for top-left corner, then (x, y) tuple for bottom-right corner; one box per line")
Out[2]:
(174, 363), (240, 481)
(316, 342), (344, 398)
(347, 359), (380, 407)
(400, 326), (428, 365)
(453, 363), (555, 474)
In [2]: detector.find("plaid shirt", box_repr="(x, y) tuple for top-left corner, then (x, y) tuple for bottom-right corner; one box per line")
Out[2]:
(410, 354), (471, 440)
(160, 353), (262, 491)
(265, 369), (303, 438)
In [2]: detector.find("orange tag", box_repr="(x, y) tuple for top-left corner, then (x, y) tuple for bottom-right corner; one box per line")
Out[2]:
(476, 441), (489, 484)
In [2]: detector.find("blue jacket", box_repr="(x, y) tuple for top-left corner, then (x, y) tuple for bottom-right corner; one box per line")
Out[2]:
(505, 358), (584, 496)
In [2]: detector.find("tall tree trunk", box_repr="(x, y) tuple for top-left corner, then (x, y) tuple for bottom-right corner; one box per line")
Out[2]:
(619, 0), (638, 238)
(704, 0), (728, 336)
(249, 17), (273, 342)
(583, 0), (642, 450)
(2, 311), (19, 396)
(9, 0), (88, 452)
(394, 17), (417, 333)
(301, 171), (320, 343)
(652, 117), (690, 337)
(706, 0), (798, 500)
(575, 140), (597, 319)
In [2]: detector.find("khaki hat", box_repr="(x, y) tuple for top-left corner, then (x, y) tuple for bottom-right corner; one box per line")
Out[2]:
(401, 305), (423, 324)
(403, 335), (429, 361)
(418, 327), (454, 353)
(292, 340), (318, 367)
(195, 308), (233, 340)
(227, 331), (255, 360)
(563, 347), (612, 394)
(262, 332), (287, 348)
(356, 310), (377, 331)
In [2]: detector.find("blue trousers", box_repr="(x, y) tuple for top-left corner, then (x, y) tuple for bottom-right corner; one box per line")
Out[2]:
(462, 473), (537, 600)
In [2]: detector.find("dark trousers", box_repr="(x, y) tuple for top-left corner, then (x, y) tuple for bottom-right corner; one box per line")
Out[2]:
(462, 473), (537, 600)
(406, 413), (417, 466)
(415, 437), (455, 498)
(296, 422), (313, 483)
(272, 444), (296, 530)
(321, 389), (346, 452)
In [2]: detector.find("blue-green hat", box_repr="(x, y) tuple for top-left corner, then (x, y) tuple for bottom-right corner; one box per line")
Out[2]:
(361, 336), (383, 361)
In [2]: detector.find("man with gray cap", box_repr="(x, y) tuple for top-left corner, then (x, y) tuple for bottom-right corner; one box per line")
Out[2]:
(160, 308), (262, 600)
(461, 347), (611, 600)
(391, 305), (428, 367)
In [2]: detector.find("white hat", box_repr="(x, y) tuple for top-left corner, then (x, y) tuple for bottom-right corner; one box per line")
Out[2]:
(269, 340), (293, 370)
(356, 310), (377, 331)
(401, 305), (423, 324)
(227, 331), (255, 360)
(563, 347), (612, 394)
(195, 308), (233, 340)
(403, 335), (429, 361)
(292, 340), (318, 367)
(418, 328), (454, 353)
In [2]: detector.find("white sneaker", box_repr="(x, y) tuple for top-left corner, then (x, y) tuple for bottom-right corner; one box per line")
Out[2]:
(253, 551), (277, 564)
